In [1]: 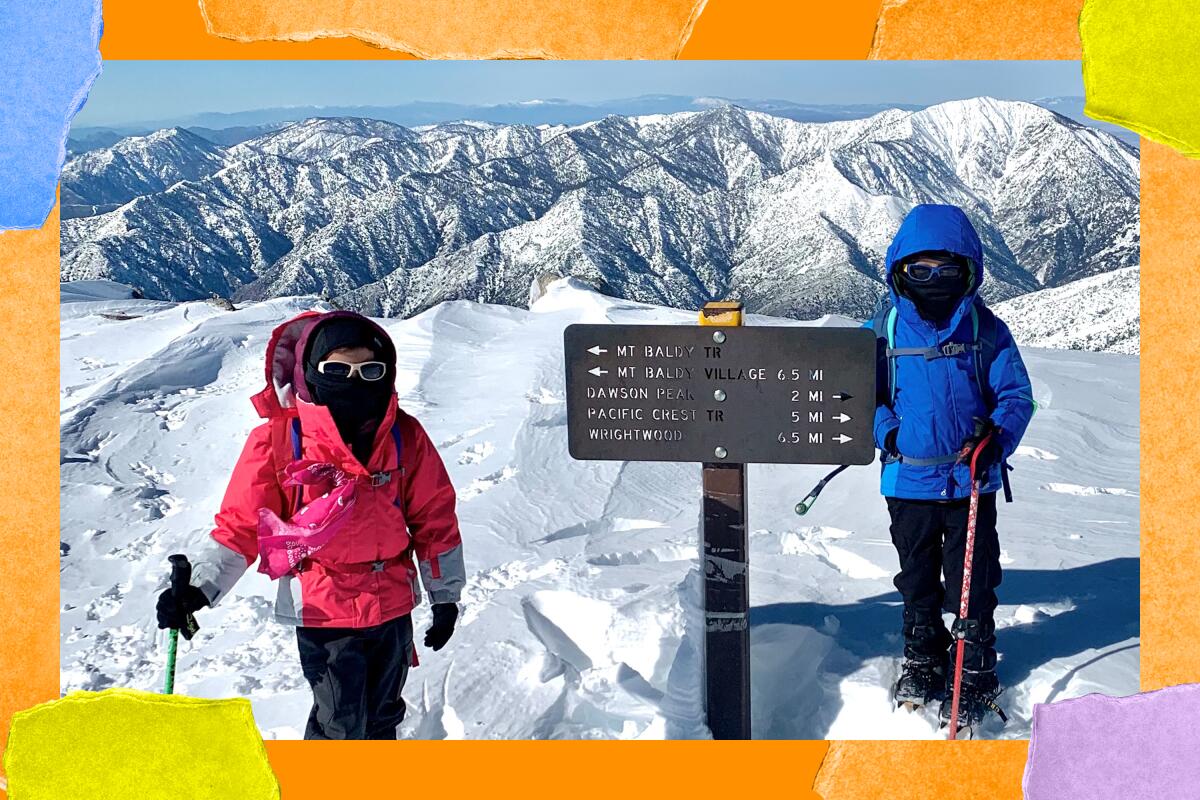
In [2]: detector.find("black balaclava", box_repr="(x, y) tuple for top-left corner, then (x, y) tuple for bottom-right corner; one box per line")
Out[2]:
(896, 251), (972, 324)
(303, 317), (394, 464)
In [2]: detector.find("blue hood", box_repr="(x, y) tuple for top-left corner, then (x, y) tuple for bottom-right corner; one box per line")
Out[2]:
(885, 204), (985, 304)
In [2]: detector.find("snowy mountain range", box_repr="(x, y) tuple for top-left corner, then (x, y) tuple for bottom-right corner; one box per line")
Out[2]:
(65, 95), (934, 154)
(61, 98), (1140, 324)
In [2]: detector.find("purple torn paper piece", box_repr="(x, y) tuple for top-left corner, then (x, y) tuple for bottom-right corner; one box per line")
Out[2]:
(0, 1), (103, 230)
(1024, 684), (1200, 799)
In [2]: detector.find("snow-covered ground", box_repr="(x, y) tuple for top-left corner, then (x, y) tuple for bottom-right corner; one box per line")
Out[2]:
(60, 280), (1139, 740)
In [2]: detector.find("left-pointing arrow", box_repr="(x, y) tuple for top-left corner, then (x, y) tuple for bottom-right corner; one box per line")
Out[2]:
(834, 433), (853, 444)
(589, 367), (608, 377)
(587, 345), (607, 355)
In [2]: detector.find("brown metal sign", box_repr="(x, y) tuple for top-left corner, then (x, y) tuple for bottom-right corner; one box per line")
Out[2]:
(564, 323), (877, 465)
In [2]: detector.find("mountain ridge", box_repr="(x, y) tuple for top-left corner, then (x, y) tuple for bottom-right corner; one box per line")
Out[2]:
(61, 98), (1139, 321)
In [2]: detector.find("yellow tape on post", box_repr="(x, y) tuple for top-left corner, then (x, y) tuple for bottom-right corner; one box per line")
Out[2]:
(699, 300), (743, 327)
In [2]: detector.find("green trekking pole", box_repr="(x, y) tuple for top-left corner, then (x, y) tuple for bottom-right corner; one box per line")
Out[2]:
(163, 554), (198, 695)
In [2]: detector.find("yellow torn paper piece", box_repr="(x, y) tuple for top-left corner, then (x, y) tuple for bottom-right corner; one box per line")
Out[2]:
(198, 0), (707, 59)
(1081, 0), (1200, 157)
(3, 689), (279, 800)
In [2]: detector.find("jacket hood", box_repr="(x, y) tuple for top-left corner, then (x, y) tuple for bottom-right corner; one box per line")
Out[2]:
(885, 204), (985, 326)
(251, 310), (397, 418)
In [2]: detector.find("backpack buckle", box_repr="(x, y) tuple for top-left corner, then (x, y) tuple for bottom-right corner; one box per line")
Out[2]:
(371, 560), (387, 572)
(369, 471), (392, 487)
(939, 342), (969, 357)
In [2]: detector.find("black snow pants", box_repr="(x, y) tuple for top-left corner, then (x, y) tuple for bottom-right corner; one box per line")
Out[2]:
(886, 493), (1001, 673)
(296, 613), (414, 740)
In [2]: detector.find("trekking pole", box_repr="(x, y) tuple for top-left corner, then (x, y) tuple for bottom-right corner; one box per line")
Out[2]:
(794, 465), (850, 516)
(163, 554), (197, 695)
(946, 434), (993, 740)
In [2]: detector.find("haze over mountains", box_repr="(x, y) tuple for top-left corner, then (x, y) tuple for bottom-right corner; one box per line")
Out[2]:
(67, 94), (1141, 152)
(61, 97), (1139, 326)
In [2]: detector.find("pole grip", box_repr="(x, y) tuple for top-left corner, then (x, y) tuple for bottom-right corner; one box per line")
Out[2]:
(167, 553), (199, 641)
(169, 553), (192, 595)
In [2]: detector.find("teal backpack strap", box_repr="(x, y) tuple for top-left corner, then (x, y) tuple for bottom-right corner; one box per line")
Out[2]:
(885, 307), (898, 403)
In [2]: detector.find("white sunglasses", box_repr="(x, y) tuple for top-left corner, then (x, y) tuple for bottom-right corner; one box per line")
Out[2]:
(316, 360), (388, 381)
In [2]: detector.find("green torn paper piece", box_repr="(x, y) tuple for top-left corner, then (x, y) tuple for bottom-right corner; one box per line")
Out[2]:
(3, 689), (279, 800)
(1081, 0), (1200, 158)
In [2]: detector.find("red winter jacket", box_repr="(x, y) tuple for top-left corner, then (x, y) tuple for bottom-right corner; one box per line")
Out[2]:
(192, 311), (466, 628)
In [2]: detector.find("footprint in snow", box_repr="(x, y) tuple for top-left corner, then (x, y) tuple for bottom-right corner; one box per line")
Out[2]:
(438, 424), (492, 450)
(457, 441), (495, 465)
(456, 466), (517, 500)
(78, 356), (114, 372)
(526, 387), (563, 405)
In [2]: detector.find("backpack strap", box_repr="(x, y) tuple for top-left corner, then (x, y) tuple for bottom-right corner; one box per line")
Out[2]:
(971, 302), (999, 409)
(389, 421), (406, 516)
(283, 417), (406, 513)
(885, 341), (983, 360)
(267, 416), (304, 516)
(870, 300), (900, 405)
(290, 417), (303, 461)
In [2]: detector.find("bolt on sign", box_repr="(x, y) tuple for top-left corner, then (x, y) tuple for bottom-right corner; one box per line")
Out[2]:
(563, 323), (877, 466)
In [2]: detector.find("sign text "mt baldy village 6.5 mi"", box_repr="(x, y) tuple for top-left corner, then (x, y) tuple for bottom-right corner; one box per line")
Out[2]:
(563, 324), (877, 465)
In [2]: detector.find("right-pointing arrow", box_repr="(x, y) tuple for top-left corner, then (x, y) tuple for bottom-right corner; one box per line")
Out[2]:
(588, 366), (608, 377)
(833, 413), (852, 423)
(834, 434), (853, 444)
(833, 392), (853, 402)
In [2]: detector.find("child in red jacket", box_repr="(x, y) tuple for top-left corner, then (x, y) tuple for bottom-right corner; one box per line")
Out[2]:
(156, 311), (466, 739)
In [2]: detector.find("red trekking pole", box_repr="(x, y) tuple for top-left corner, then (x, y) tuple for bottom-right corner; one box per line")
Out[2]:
(947, 432), (993, 740)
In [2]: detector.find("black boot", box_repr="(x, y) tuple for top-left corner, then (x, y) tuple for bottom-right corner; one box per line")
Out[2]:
(894, 653), (947, 708)
(893, 610), (951, 708)
(940, 617), (1005, 731)
(940, 667), (1006, 731)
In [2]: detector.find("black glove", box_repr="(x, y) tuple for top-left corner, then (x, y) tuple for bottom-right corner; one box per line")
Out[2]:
(883, 428), (899, 457)
(423, 603), (459, 651)
(156, 584), (209, 639)
(959, 417), (1003, 474)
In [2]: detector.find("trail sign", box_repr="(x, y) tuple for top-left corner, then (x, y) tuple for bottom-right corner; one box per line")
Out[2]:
(563, 308), (879, 740)
(564, 323), (876, 465)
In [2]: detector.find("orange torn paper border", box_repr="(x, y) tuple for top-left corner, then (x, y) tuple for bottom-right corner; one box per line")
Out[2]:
(815, 740), (1029, 799)
(3, 689), (279, 799)
(869, 0), (1083, 59)
(198, 0), (708, 59)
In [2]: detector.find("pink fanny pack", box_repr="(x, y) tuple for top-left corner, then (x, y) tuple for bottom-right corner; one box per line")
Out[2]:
(256, 460), (361, 579)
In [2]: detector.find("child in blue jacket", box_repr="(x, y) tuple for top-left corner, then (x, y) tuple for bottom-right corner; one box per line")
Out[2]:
(872, 204), (1035, 729)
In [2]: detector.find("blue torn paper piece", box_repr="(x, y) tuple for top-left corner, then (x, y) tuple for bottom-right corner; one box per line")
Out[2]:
(0, 1), (103, 231)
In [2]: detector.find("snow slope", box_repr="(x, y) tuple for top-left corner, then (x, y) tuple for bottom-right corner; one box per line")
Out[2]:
(60, 280), (1139, 740)
(995, 266), (1140, 354)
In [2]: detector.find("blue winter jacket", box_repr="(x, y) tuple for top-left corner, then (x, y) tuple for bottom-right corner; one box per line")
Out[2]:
(872, 204), (1035, 500)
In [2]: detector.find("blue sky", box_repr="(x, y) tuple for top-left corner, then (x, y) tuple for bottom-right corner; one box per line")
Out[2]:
(75, 61), (1084, 127)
